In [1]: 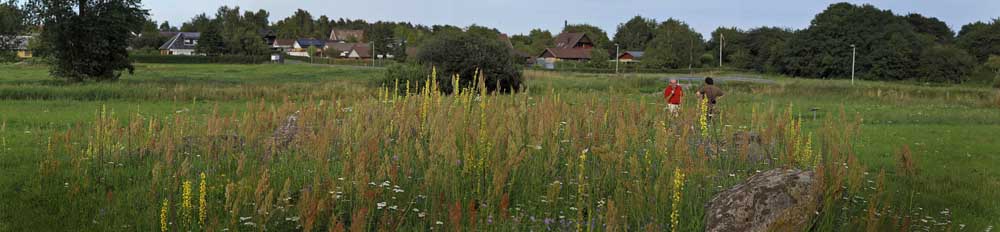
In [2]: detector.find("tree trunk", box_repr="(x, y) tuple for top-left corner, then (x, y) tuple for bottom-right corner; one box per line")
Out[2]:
(77, 0), (87, 16)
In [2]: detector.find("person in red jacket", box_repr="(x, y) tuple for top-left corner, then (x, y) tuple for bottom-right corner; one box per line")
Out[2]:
(663, 79), (683, 117)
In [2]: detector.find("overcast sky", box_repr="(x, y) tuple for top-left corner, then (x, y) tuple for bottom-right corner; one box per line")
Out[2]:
(145, 0), (1000, 37)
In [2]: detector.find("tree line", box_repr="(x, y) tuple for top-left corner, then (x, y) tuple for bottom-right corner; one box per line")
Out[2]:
(505, 4), (999, 83)
(1, 1), (998, 83)
(604, 3), (999, 83)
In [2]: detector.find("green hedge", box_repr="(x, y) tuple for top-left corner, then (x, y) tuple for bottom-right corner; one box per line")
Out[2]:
(288, 55), (395, 67)
(130, 54), (270, 64)
(533, 61), (750, 74)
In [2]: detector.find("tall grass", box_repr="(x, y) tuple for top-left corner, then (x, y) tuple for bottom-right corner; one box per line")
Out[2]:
(11, 72), (948, 231)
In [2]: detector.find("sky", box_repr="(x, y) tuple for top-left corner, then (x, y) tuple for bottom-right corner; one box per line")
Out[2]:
(145, 0), (1000, 37)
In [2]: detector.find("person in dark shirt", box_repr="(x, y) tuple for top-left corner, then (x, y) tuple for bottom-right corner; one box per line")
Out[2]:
(696, 77), (724, 120)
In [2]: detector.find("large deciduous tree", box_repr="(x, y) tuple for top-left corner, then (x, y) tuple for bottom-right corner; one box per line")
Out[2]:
(195, 25), (225, 56)
(314, 15), (331, 39)
(613, 16), (656, 51)
(180, 13), (212, 32)
(367, 21), (397, 58)
(707, 27), (749, 68)
(956, 19), (1000, 62)
(131, 18), (167, 51)
(0, 1), (25, 37)
(744, 27), (794, 73)
(158, 21), (176, 31)
(0, 0), (27, 60)
(273, 9), (314, 39)
(214, 6), (268, 55)
(244, 9), (269, 30)
(35, 0), (148, 81)
(781, 3), (931, 80)
(643, 18), (704, 69)
(510, 29), (553, 57)
(905, 13), (954, 44)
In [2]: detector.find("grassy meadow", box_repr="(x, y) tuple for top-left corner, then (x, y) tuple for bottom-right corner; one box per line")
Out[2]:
(0, 63), (998, 231)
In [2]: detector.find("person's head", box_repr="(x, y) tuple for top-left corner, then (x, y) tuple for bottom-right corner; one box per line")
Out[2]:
(669, 79), (677, 85)
(705, 77), (714, 85)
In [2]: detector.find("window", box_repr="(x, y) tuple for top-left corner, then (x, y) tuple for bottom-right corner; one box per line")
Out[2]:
(184, 39), (197, 45)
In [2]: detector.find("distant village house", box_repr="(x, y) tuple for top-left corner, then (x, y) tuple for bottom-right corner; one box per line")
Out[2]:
(158, 30), (275, 56)
(346, 44), (372, 59)
(290, 38), (326, 57)
(3, 36), (34, 58)
(325, 42), (363, 58)
(329, 29), (365, 43)
(272, 39), (295, 52)
(540, 32), (594, 62)
(159, 32), (201, 55)
(618, 51), (644, 62)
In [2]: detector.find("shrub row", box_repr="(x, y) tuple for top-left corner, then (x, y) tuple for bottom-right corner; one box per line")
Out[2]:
(130, 54), (271, 64)
(288, 55), (396, 67)
(530, 63), (750, 74)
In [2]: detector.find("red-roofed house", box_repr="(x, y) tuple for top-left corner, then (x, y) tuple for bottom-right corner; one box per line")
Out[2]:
(540, 32), (594, 62)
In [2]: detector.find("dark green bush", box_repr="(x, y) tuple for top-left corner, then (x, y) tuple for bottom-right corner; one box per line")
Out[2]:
(417, 32), (523, 93)
(0, 51), (17, 63)
(917, 45), (976, 83)
(966, 65), (997, 85)
(587, 48), (610, 68)
(379, 63), (431, 92)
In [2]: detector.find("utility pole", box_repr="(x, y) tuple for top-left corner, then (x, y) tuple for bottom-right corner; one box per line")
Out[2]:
(372, 40), (376, 67)
(615, 43), (620, 75)
(851, 44), (856, 85)
(688, 36), (693, 70)
(719, 33), (725, 67)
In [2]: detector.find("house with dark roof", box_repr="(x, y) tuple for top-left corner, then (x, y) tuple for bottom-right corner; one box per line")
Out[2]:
(540, 48), (592, 61)
(2, 36), (33, 58)
(346, 44), (372, 59)
(259, 29), (277, 46)
(159, 32), (201, 55)
(540, 32), (595, 62)
(159, 31), (179, 39)
(618, 51), (644, 62)
(325, 42), (364, 58)
(553, 32), (594, 49)
(294, 39), (326, 50)
(287, 38), (327, 57)
(329, 29), (365, 42)
(272, 39), (295, 52)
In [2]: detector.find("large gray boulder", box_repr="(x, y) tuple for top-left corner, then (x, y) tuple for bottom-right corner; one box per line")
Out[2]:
(705, 169), (821, 232)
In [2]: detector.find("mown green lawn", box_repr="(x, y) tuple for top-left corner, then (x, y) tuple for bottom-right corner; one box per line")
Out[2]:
(1, 63), (997, 230)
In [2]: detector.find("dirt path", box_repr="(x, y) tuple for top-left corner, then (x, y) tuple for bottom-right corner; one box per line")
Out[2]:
(663, 76), (777, 84)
